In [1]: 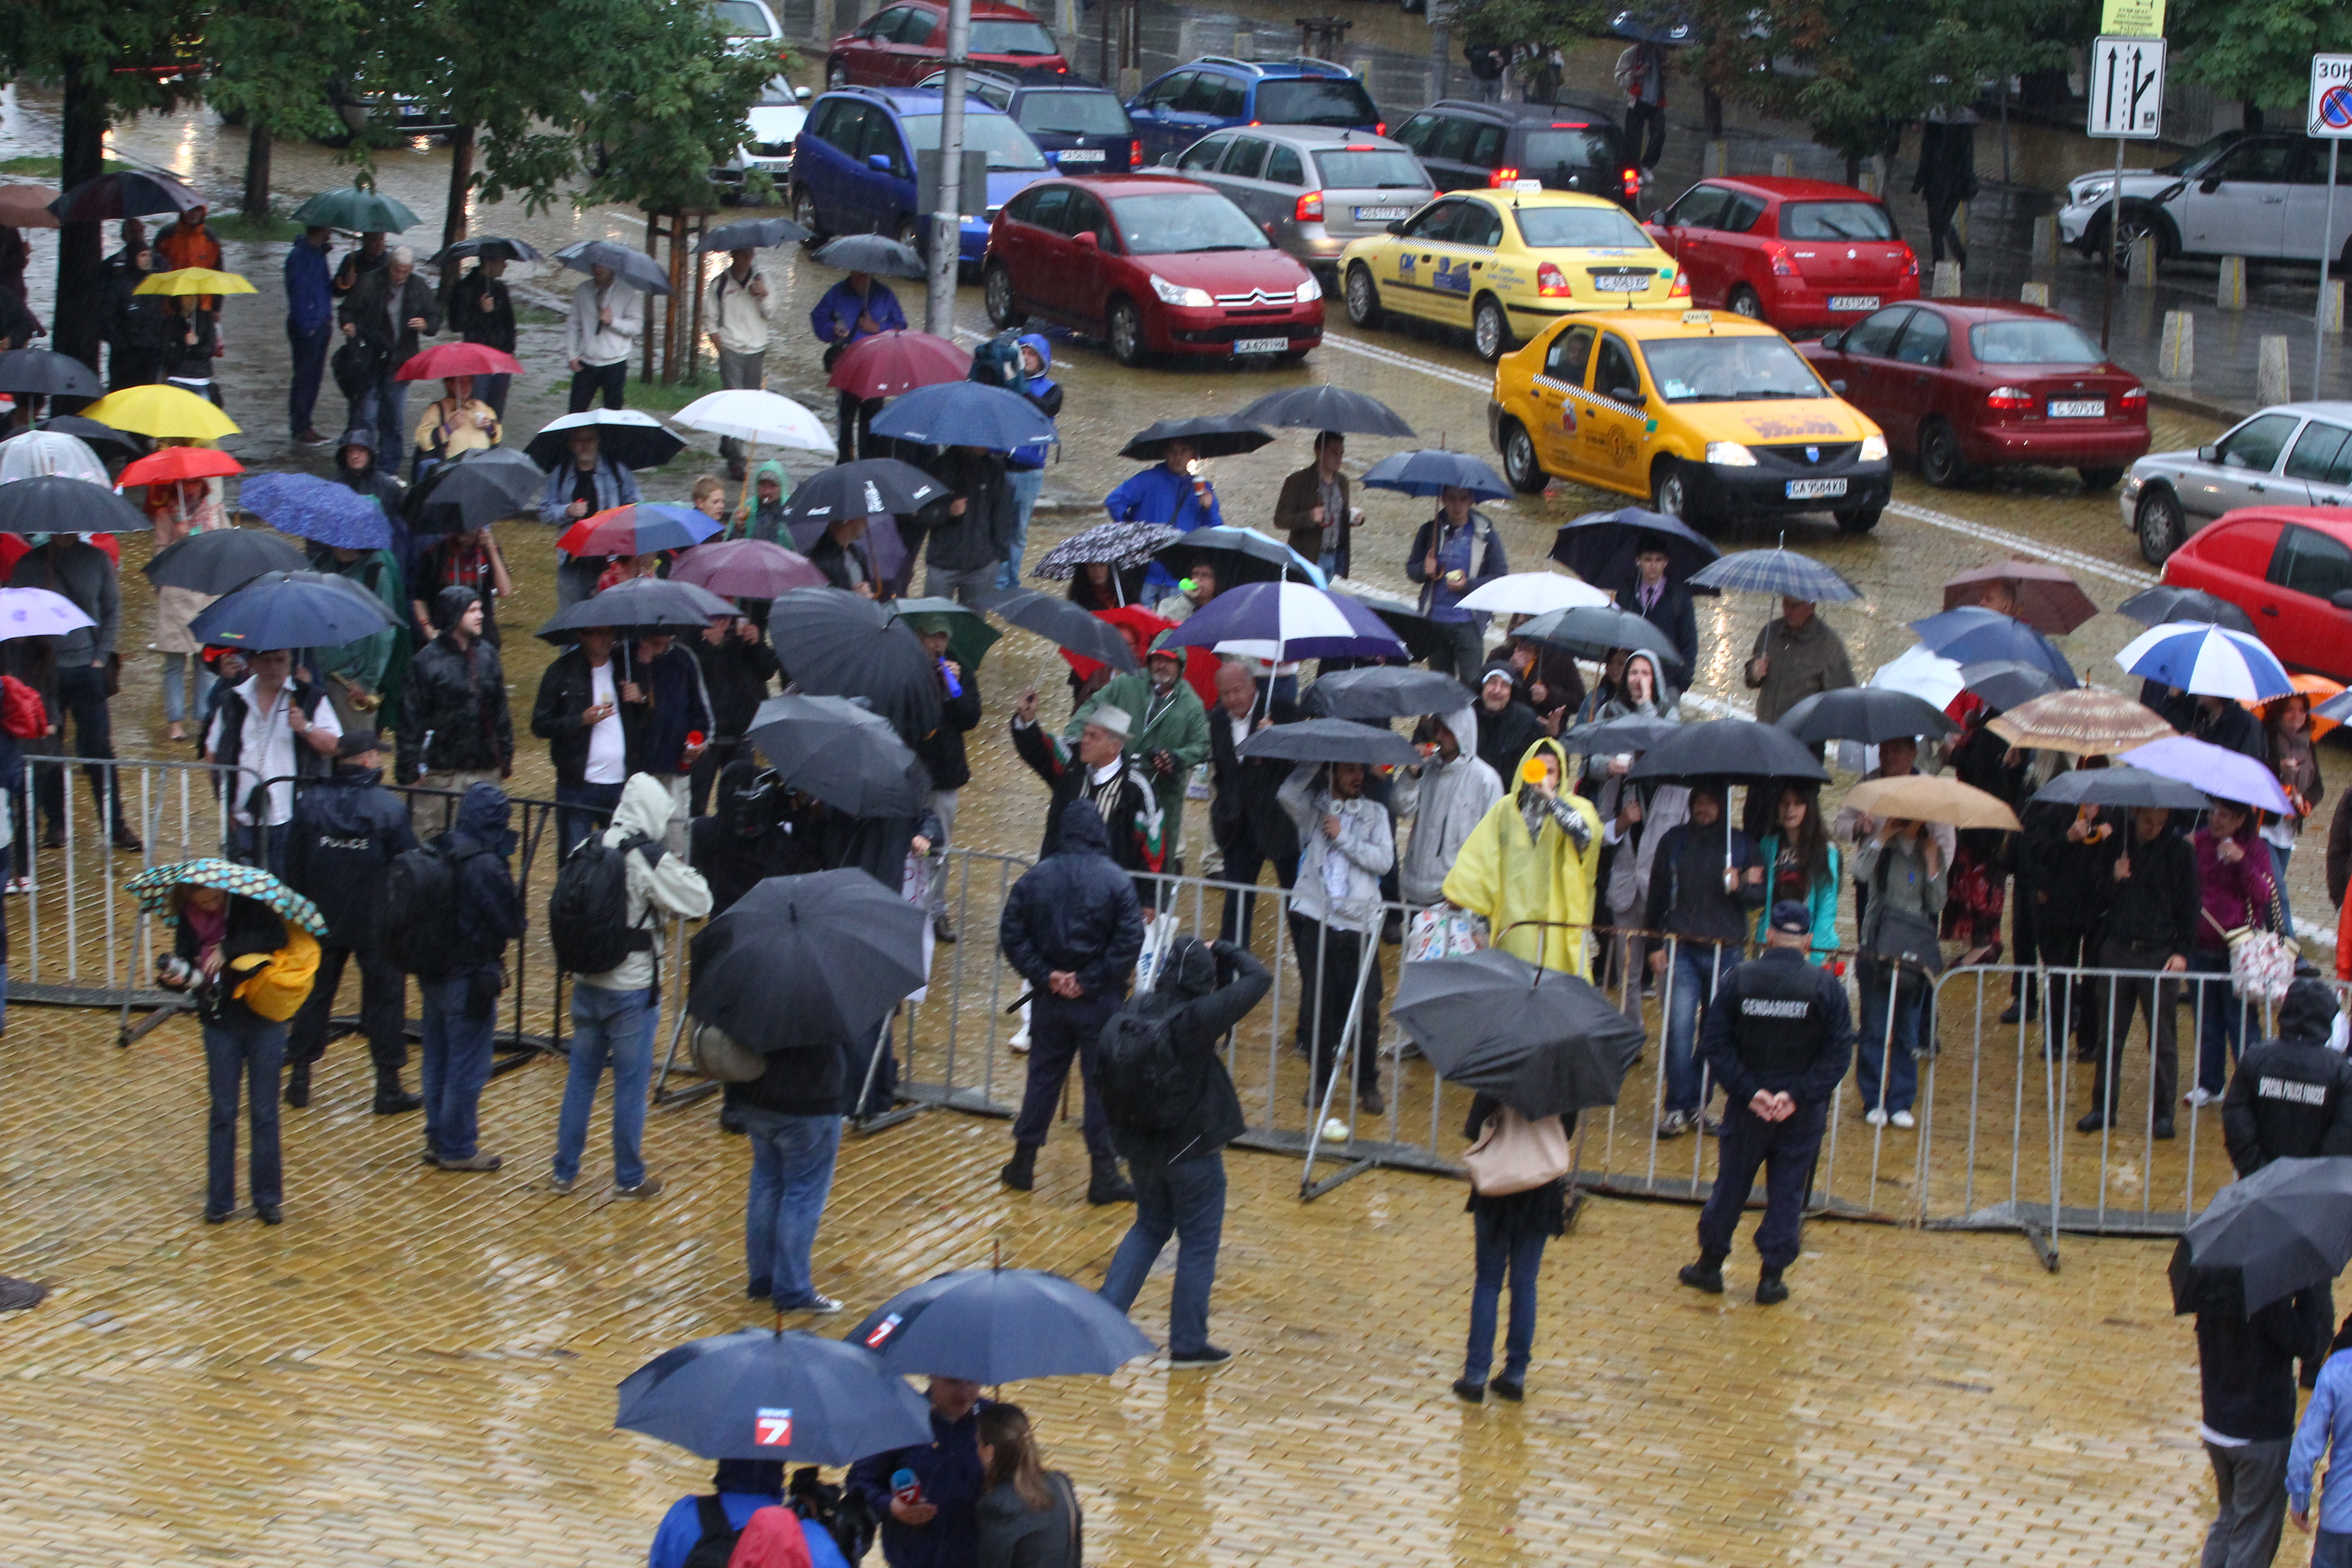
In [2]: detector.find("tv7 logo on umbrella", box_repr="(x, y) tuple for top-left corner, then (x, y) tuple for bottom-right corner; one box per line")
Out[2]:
(754, 1408), (793, 1447)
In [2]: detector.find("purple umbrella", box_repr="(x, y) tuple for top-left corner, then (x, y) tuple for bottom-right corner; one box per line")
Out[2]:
(1159, 579), (1406, 662)
(669, 538), (828, 600)
(2117, 735), (2294, 814)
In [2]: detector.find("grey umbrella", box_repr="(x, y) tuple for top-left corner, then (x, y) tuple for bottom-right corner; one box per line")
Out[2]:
(144, 528), (309, 594)
(1303, 666), (1472, 720)
(745, 694), (925, 818)
(552, 239), (673, 295)
(2029, 764), (2208, 812)
(1627, 718), (1829, 782)
(1230, 386), (1414, 437)
(2169, 1156), (2352, 1317)
(700, 216), (814, 253)
(980, 588), (1140, 672)
(812, 233), (926, 278)
(1240, 717), (1419, 767)
(687, 869), (930, 1054)
(1392, 948), (1646, 1120)
(1776, 687), (1959, 745)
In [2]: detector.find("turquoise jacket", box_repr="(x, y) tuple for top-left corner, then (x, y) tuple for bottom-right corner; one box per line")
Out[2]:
(1751, 833), (1842, 963)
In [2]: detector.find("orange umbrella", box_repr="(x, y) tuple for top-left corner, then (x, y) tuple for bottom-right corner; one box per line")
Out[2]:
(118, 446), (244, 487)
(2249, 672), (2345, 738)
(1942, 559), (2100, 636)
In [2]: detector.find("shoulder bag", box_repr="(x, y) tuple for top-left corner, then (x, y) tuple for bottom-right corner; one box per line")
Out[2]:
(1865, 844), (1944, 978)
(1462, 1105), (1572, 1196)
(2209, 880), (2298, 1005)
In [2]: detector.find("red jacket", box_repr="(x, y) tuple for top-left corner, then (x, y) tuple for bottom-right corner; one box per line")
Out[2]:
(725, 1506), (813, 1568)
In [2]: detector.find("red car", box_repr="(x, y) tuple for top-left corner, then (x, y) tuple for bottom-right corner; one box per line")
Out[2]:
(2158, 506), (2352, 679)
(826, 0), (1066, 88)
(1643, 176), (1917, 330)
(1799, 300), (2150, 489)
(982, 175), (1324, 367)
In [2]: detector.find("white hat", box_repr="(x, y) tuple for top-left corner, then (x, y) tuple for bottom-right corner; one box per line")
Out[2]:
(1085, 704), (1133, 740)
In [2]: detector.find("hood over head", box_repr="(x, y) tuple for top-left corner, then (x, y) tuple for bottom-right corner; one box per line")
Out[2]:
(1507, 735), (1570, 801)
(752, 458), (789, 497)
(2279, 977), (2340, 1045)
(1622, 649), (1676, 711)
(1435, 704), (1480, 762)
(1054, 798), (1109, 857)
(613, 771), (676, 842)
(1018, 332), (1053, 374)
(453, 780), (511, 842)
(1161, 935), (1217, 1000)
(435, 584), (481, 632)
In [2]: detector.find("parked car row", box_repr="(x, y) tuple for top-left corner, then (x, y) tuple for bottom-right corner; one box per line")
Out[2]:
(2057, 128), (2352, 273)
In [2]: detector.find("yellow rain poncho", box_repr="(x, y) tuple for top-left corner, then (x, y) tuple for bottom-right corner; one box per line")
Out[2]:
(1440, 735), (1602, 977)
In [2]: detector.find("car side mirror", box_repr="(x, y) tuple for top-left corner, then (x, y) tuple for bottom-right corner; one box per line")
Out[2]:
(1158, 152), (1176, 167)
(1820, 329), (1844, 351)
(1074, 230), (1099, 249)
(1828, 378), (1848, 395)
(1608, 385), (1642, 404)
(868, 152), (894, 172)
(2199, 175), (2223, 193)
(1649, 210), (1665, 225)
(795, 86), (813, 103)
(2197, 444), (2219, 463)
(1385, 220), (1404, 235)
(2333, 590), (2352, 612)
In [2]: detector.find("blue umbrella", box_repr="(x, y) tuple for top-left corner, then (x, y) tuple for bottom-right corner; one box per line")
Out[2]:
(1960, 659), (2060, 713)
(2115, 620), (2293, 703)
(236, 472), (392, 551)
(616, 1328), (933, 1464)
(2119, 735), (2295, 814)
(868, 381), (1056, 453)
(845, 1268), (1155, 1381)
(186, 570), (400, 650)
(1161, 579), (1406, 662)
(1359, 448), (1510, 500)
(1909, 607), (2077, 686)
(1549, 505), (1719, 586)
(1689, 546), (1859, 603)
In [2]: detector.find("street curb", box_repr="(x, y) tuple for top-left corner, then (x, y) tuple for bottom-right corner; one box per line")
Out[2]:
(2148, 387), (2247, 426)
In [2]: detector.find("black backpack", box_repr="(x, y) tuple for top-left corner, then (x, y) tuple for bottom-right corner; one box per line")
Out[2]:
(969, 330), (1023, 391)
(547, 831), (662, 975)
(678, 1495), (746, 1568)
(791, 1466), (876, 1564)
(1093, 1004), (1192, 1134)
(381, 840), (461, 975)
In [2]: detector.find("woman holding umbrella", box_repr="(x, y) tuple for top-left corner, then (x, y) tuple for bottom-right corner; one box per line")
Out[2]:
(2261, 691), (2327, 928)
(409, 374), (500, 476)
(1452, 1089), (1571, 1406)
(2189, 799), (2283, 1107)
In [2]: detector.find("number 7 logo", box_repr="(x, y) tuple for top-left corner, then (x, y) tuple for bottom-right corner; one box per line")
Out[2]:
(755, 1408), (793, 1447)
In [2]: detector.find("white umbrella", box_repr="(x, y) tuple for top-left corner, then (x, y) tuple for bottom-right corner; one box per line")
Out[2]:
(0, 586), (95, 641)
(671, 389), (833, 453)
(1455, 570), (1613, 617)
(0, 430), (108, 487)
(2115, 620), (2294, 703)
(1869, 642), (1965, 710)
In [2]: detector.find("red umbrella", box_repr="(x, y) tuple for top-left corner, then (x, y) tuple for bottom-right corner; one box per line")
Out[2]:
(396, 341), (526, 382)
(826, 330), (972, 400)
(1061, 606), (1219, 707)
(556, 503), (723, 558)
(669, 537), (828, 599)
(1940, 560), (2100, 636)
(118, 446), (245, 487)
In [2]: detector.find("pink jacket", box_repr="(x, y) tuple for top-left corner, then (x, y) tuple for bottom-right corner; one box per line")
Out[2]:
(2193, 827), (2280, 951)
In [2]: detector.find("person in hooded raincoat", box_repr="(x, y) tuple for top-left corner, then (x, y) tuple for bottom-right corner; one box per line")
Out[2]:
(1441, 735), (1601, 979)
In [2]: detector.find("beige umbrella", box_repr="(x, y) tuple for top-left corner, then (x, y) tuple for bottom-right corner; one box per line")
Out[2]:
(1942, 559), (2100, 635)
(1842, 774), (2020, 831)
(0, 185), (60, 229)
(1988, 686), (2175, 755)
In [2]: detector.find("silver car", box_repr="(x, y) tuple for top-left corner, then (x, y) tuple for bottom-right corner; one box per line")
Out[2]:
(2121, 400), (2352, 563)
(1152, 125), (1433, 274)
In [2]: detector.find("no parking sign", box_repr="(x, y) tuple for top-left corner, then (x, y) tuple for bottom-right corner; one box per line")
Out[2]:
(2312, 54), (2352, 138)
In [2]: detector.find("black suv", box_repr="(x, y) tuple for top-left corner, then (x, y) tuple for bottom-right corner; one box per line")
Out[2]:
(1389, 99), (1637, 209)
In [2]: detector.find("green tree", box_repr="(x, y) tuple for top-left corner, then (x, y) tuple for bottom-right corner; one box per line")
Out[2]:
(205, 0), (366, 223)
(574, 3), (772, 216)
(2169, 0), (2352, 117)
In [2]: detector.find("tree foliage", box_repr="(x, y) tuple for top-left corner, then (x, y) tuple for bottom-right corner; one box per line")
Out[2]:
(573, 3), (774, 214)
(2168, 0), (2352, 113)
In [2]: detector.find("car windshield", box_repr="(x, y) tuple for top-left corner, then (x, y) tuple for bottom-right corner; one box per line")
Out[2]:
(1109, 191), (1269, 254)
(1514, 205), (1651, 249)
(2157, 131), (2240, 178)
(1969, 318), (2104, 365)
(1313, 149), (1425, 189)
(1017, 90), (1129, 136)
(897, 112), (1048, 170)
(755, 75), (798, 106)
(1642, 335), (1828, 402)
(1254, 78), (1379, 128)
(710, 0), (773, 35)
(970, 19), (1058, 55)
(1519, 128), (1614, 172)
(1780, 201), (1896, 240)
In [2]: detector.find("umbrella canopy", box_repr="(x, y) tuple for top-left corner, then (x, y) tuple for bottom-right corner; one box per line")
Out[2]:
(668, 538), (827, 600)
(745, 695), (926, 814)
(766, 588), (943, 742)
(869, 381), (1056, 453)
(1117, 415), (1272, 462)
(1910, 608), (2077, 685)
(812, 233), (926, 277)
(1842, 774), (2020, 831)
(846, 1268), (1155, 1381)
(1240, 718), (1418, 767)
(1303, 666), (1473, 721)
(615, 1328), (933, 1465)
(48, 170), (204, 223)
(2169, 1157), (2352, 1318)
(1454, 571), (1613, 616)
(1514, 603), (1688, 670)
(31, 414), (147, 460)
(784, 511), (910, 588)
(973, 587), (1140, 669)
(1154, 524), (1325, 588)
(535, 578), (735, 640)
(699, 215), (814, 253)
(672, 389), (833, 452)
(132, 267), (257, 298)
(1391, 948), (1646, 1121)
(144, 527), (308, 594)
(427, 235), (542, 265)
(0, 472), (152, 535)
(892, 595), (1001, 674)
(2252, 673), (2344, 739)
(2029, 764), (2209, 812)
(690, 868), (929, 1049)
(237, 471), (393, 550)
(187, 569), (399, 649)
(2117, 621), (2293, 703)
(1563, 713), (1679, 755)
(2118, 734), (2295, 814)
(1328, 584), (1456, 665)
(81, 383), (240, 440)
(0, 587), (93, 642)
(0, 348), (102, 399)
(396, 341), (525, 382)
(2313, 688), (2352, 732)
(126, 858), (328, 936)
(1161, 579), (1406, 662)
(0, 184), (58, 229)
(290, 186), (419, 231)
(1960, 659), (2062, 713)
(1032, 520), (1181, 579)
(1358, 448), (1509, 500)
(552, 238), (672, 294)
(1550, 506), (1718, 586)
(555, 503), (723, 559)
(827, 330), (971, 399)
(0, 429), (109, 486)
(1608, 7), (1698, 44)
(1689, 546), (1859, 603)
(1776, 686), (1957, 745)
(524, 409), (683, 472)
(1942, 559), (2100, 635)
(118, 445), (242, 487)
(1988, 687), (2176, 756)
(1628, 717), (1829, 782)
(779, 458), (949, 531)
(406, 446), (546, 534)
(1229, 385), (1414, 437)
(2117, 583), (2257, 636)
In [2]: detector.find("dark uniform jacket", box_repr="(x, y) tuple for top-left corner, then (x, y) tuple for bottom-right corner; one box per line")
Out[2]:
(997, 801), (1144, 1001)
(282, 764), (417, 955)
(1104, 941), (1269, 1169)
(1698, 946), (1856, 1108)
(2223, 980), (2352, 1175)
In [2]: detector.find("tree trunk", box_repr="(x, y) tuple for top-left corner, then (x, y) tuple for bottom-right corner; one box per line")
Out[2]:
(53, 57), (108, 381)
(443, 122), (476, 251)
(1703, 87), (1723, 139)
(242, 126), (273, 224)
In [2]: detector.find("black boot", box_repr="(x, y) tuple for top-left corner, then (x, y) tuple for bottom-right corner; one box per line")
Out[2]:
(1087, 1156), (1136, 1206)
(373, 1066), (422, 1116)
(1000, 1142), (1037, 1191)
(284, 1060), (311, 1109)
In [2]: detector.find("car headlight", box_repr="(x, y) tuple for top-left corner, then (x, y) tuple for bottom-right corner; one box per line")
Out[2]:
(1858, 434), (1888, 463)
(1294, 274), (1321, 303)
(1705, 441), (1758, 467)
(1150, 273), (1214, 308)
(2075, 180), (2112, 206)
(2122, 473), (2143, 500)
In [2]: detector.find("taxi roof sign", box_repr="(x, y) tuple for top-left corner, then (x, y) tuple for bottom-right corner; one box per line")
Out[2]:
(1511, 179), (1542, 194)
(1681, 310), (1713, 325)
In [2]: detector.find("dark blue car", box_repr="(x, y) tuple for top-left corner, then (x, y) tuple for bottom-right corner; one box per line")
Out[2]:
(790, 85), (1053, 268)
(1123, 56), (1383, 167)
(917, 68), (1141, 173)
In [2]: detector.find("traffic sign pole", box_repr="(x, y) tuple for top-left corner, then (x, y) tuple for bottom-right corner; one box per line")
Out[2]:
(2322, 139), (2338, 397)
(2312, 56), (2352, 396)
(2102, 138), (2124, 352)
(2089, 35), (2166, 352)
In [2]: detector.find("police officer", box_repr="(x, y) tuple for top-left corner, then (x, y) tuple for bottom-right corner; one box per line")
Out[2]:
(1678, 900), (1855, 1305)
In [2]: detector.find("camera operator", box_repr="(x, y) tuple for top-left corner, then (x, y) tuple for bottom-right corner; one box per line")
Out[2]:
(691, 761), (816, 919)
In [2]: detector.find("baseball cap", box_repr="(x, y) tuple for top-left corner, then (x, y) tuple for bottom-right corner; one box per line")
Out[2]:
(1769, 900), (1811, 936)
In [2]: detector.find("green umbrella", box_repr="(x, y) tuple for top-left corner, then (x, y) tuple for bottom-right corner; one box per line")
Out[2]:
(892, 596), (1000, 676)
(126, 858), (330, 936)
(290, 187), (419, 232)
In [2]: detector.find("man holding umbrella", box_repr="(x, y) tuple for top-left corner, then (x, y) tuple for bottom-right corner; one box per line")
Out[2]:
(538, 427), (645, 610)
(1407, 486), (1509, 685)
(703, 247), (771, 480)
(565, 261), (642, 414)
(811, 268), (907, 463)
(205, 647), (343, 870)
(1105, 438), (1221, 599)
(1744, 596), (1856, 725)
(2080, 804), (2198, 1139)
(1617, 536), (1698, 677)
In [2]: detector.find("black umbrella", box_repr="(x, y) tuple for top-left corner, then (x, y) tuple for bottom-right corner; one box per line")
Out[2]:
(525, 411), (685, 473)
(766, 587), (943, 744)
(535, 578), (735, 641)
(187, 570), (399, 650)
(2118, 584), (2257, 636)
(812, 233), (926, 278)
(1563, 713), (1679, 754)
(1230, 386), (1414, 437)
(1960, 659), (2061, 713)
(1550, 506), (1719, 589)
(1392, 948), (1646, 1120)
(2168, 1157), (2352, 1318)
(616, 1328), (933, 1464)
(0, 472), (152, 536)
(48, 170), (205, 223)
(0, 348), (101, 399)
(1515, 603), (1688, 670)
(845, 1267), (1155, 1381)
(778, 458), (947, 534)
(32, 414), (147, 460)
(144, 528), (309, 594)
(552, 238), (672, 294)
(745, 695), (925, 817)
(407, 447), (546, 534)
(700, 216), (814, 253)
(1303, 666), (1472, 720)
(979, 587), (1140, 672)
(1608, 7), (1697, 44)
(688, 870), (929, 1053)
(1776, 687), (1959, 745)
(1156, 525), (1321, 588)
(426, 235), (543, 266)
(1119, 416), (1274, 462)
(2029, 764), (2209, 812)
(1628, 717), (1829, 782)
(1332, 587), (1454, 666)
(1240, 718), (1419, 767)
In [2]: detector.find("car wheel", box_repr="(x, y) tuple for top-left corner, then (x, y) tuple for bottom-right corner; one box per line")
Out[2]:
(1471, 294), (1512, 362)
(2097, 203), (2174, 275)
(1650, 458), (1695, 524)
(983, 263), (1023, 328)
(1917, 418), (1967, 488)
(2136, 486), (2187, 564)
(1727, 284), (1763, 320)
(1499, 419), (1547, 495)
(792, 186), (825, 242)
(2079, 466), (2126, 492)
(1108, 298), (1150, 367)
(1344, 263), (1383, 328)
(1833, 505), (1882, 534)
(826, 57), (851, 89)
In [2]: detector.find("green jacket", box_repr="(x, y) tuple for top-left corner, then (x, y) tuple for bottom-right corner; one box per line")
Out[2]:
(313, 549), (404, 695)
(1067, 671), (1210, 847)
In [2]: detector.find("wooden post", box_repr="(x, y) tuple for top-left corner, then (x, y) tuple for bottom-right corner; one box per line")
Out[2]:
(642, 210), (660, 386)
(687, 213), (708, 382)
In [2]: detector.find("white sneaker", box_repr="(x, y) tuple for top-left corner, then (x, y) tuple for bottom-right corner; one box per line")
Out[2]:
(2183, 1087), (2216, 1108)
(1890, 1110), (1916, 1130)
(1864, 1108), (1890, 1128)
(1007, 1030), (1030, 1055)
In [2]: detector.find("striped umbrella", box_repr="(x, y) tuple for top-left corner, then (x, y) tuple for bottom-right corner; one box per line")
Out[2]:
(2115, 621), (2292, 703)
(1689, 546), (1860, 603)
(1987, 686), (2176, 755)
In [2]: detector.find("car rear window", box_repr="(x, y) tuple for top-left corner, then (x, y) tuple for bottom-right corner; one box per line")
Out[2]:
(1254, 78), (1379, 128)
(970, 19), (1057, 55)
(1514, 205), (1651, 249)
(1969, 319), (2103, 365)
(1016, 90), (1128, 136)
(1108, 191), (1269, 254)
(1518, 128), (1615, 173)
(711, 0), (774, 35)
(1780, 200), (1896, 240)
(1312, 149), (1425, 189)
(897, 112), (1048, 170)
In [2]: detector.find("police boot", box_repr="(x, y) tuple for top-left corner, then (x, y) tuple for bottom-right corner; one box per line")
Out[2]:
(1754, 1268), (1790, 1306)
(1000, 1142), (1037, 1192)
(1087, 1156), (1136, 1206)
(283, 1060), (311, 1109)
(373, 1066), (423, 1116)
(1677, 1252), (1726, 1295)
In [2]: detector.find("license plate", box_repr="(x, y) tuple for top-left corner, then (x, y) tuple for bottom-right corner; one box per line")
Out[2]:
(1592, 273), (1649, 293)
(1785, 478), (1849, 500)
(1057, 147), (1103, 163)
(1354, 206), (1411, 221)
(1232, 336), (1290, 354)
(1828, 294), (1880, 311)
(2047, 398), (2106, 418)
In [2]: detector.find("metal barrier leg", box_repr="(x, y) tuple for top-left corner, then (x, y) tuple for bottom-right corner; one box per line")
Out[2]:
(1301, 931), (1380, 1202)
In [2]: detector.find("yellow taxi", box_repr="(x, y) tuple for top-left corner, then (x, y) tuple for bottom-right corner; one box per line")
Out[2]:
(1487, 308), (1893, 533)
(1338, 185), (1688, 361)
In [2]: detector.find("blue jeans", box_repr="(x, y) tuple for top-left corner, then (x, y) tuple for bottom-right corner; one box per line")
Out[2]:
(227, 820), (289, 876)
(742, 1108), (843, 1306)
(203, 1018), (285, 1214)
(1100, 1152), (1227, 1355)
(1000, 466), (1044, 589)
(419, 972), (496, 1161)
(1463, 1209), (1547, 1385)
(1857, 958), (1923, 1115)
(555, 984), (657, 1188)
(287, 319), (330, 435)
(1663, 943), (1733, 1115)
(353, 371), (409, 475)
(2192, 949), (2256, 1096)
(160, 651), (215, 726)
(2313, 1529), (2352, 1568)
(556, 778), (624, 859)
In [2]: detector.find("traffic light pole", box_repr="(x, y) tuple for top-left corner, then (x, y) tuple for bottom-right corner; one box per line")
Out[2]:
(926, 0), (972, 335)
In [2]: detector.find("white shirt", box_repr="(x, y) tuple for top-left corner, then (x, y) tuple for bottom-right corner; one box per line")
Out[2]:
(585, 659), (626, 785)
(565, 279), (643, 366)
(705, 266), (771, 354)
(209, 676), (342, 827)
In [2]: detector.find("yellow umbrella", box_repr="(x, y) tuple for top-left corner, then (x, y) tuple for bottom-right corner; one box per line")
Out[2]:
(133, 267), (256, 297)
(81, 384), (240, 440)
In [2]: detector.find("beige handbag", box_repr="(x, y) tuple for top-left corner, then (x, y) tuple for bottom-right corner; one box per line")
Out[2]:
(1461, 1106), (1572, 1196)
(689, 1023), (766, 1083)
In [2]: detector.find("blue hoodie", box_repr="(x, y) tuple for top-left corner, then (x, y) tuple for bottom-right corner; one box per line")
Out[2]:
(442, 782), (526, 972)
(1008, 332), (1061, 471)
